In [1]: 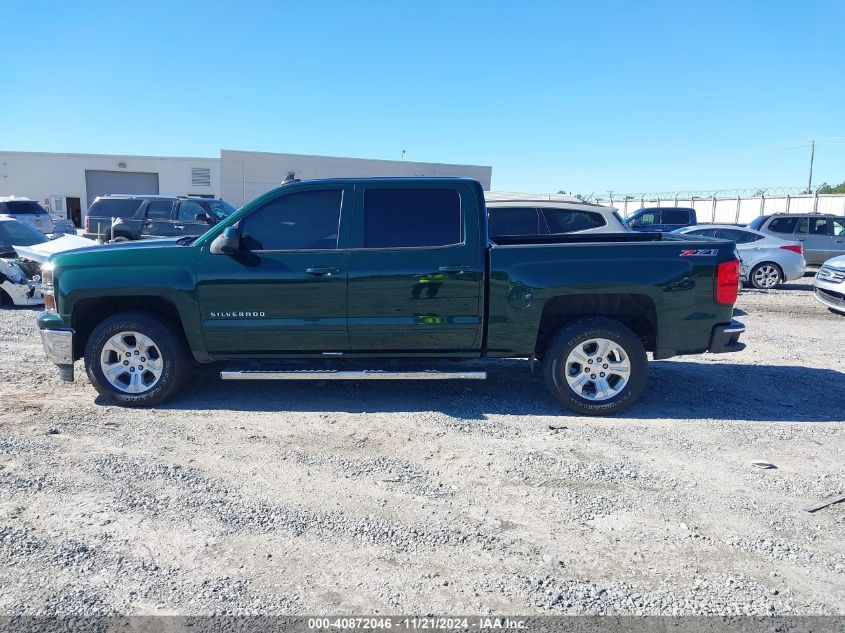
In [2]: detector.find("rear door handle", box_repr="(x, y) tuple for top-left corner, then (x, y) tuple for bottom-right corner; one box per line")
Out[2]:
(306, 266), (342, 276)
(438, 265), (473, 274)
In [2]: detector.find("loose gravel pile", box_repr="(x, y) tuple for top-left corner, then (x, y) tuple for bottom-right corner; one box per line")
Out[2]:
(0, 280), (843, 615)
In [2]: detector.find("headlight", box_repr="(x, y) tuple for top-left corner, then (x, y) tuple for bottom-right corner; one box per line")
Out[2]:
(41, 263), (56, 311)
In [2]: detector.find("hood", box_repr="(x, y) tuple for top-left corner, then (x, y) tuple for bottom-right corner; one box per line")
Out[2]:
(11, 234), (97, 264)
(51, 236), (184, 259)
(823, 255), (845, 269)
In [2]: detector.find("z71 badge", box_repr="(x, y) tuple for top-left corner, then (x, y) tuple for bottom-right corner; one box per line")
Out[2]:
(680, 248), (719, 257)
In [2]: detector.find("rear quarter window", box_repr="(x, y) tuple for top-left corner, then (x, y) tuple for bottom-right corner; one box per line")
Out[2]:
(542, 208), (605, 233)
(88, 199), (144, 218)
(767, 217), (800, 234)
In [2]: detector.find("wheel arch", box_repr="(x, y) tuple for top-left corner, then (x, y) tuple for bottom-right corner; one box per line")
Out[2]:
(535, 293), (657, 358)
(71, 296), (190, 361)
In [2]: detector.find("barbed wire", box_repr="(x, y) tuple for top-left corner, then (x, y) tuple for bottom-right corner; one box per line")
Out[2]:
(592, 186), (809, 202)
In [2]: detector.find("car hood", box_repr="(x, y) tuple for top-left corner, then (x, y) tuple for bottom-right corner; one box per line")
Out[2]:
(53, 236), (184, 259)
(823, 255), (845, 269)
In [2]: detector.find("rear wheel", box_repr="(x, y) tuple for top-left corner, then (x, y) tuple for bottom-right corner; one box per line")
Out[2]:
(749, 262), (782, 289)
(84, 311), (191, 406)
(544, 318), (647, 416)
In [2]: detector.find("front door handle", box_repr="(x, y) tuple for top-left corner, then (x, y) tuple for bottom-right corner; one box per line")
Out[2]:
(438, 265), (473, 274)
(306, 266), (342, 276)
(174, 225), (185, 230)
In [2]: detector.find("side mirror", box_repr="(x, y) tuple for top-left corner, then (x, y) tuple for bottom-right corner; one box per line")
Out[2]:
(195, 212), (213, 224)
(210, 227), (241, 254)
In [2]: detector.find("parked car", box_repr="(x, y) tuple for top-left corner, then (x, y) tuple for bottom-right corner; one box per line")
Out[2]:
(83, 195), (237, 241)
(52, 218), (79, 235)
(38, 177), (745, 416)
(626, 207), (697, 232)
(0, 217), (49, 306)
(813, 255), (845, 315)
(0, 196), (54, 235)
(748, 213), (845, 267)
(486, 198), (628, 240)
(674, 224), (805, 289)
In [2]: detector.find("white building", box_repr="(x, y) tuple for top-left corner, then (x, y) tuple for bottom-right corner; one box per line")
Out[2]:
(0, 149), (492, 226)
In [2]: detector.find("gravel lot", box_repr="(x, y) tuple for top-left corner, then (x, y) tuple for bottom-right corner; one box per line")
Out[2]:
(0, 280), (843, 616)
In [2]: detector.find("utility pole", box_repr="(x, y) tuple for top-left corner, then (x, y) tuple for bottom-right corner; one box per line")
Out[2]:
(807, 139), (815, 194)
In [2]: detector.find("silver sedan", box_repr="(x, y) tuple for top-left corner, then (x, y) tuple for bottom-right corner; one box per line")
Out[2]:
(675, 225), (806, 289)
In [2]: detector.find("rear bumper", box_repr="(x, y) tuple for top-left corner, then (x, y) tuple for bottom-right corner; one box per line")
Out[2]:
(708, 320), (746, 354)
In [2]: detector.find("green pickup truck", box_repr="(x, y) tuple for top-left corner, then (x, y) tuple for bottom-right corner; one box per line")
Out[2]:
(37, 177), (745, 415)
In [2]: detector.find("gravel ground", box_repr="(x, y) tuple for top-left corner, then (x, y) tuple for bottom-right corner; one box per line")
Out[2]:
(0, 280), (843, 616)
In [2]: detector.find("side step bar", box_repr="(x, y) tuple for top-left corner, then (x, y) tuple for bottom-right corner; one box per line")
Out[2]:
(220, 369), (487, 381)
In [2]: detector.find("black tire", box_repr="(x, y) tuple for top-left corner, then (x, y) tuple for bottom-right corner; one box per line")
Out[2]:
(84, 310), (191, 407)
(749, 262), (783, 289)
(0, 286), (11, 307)
(108, 236), (130, 243)
(543, 317), (647, 416)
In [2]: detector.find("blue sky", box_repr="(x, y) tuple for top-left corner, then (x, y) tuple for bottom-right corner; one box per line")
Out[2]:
(2, 0), (844, 195)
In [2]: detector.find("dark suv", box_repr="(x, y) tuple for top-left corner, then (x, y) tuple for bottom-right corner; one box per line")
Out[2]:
(83, 195), (237, 241)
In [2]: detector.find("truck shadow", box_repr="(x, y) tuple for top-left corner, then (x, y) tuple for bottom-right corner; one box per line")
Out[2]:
(158, 359), (845, 423)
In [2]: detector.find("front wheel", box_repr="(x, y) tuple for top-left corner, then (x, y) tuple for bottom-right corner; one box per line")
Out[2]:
(84, 311), (191, 406)
(749, 262), (782, 289)
(543, 318), (647, 416)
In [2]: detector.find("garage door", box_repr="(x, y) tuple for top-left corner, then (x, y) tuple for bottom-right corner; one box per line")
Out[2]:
(85, 170), (160, 210)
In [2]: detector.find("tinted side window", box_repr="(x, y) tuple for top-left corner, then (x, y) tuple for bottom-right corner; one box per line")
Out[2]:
(688, 228), (718, 237)
(177, 200), (207, 221)
(90, 199), (144, 218)
(241, 189), (342, 250)
(832, 218), (845, 236)
(488, 207), (540, 236)
(718, 228), (761, 243)
(662, 209), (691, 225)
(4, 201), (48, 215)
(796, 217), (829, 235)
(634, 211), (660, 225)
(145, 201), (174, 219)
(767, 217), (800, 234)
(364, 188), (461, 248)
(542, 208), (605, 233)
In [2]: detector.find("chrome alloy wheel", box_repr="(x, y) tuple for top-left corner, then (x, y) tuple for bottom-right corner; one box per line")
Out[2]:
(564, 337), (631, 401)
(753, 264), (780, 288)
(99, 331), (164, 394)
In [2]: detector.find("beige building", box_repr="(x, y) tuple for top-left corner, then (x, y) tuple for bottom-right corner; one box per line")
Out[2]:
(0, 149), (492, 226)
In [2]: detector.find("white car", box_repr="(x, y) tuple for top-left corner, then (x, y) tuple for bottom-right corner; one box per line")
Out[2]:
(485, 194), (629, 241)
(675, 224), (806, 289)
(0, 196), (55, 234)
(814, 255), (845, 315)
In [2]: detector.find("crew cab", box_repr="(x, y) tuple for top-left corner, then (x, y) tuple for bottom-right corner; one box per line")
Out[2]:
(37, 178), (745, 416)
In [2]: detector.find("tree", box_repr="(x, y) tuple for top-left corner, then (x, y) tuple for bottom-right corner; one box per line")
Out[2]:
(816, 181), (845, 194)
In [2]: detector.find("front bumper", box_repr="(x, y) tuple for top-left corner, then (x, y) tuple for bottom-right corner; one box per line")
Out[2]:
(708, 320), (746, 354)
(39, 328), (75, 381)
(814, 284), (845, 315)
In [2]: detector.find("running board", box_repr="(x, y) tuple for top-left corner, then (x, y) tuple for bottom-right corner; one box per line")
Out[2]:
(220, 369), (487, 381)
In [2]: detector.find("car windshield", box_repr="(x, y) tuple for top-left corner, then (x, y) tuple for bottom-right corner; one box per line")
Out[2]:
(3, 200), (48, 215)
(0, 220), (49, 251)
(206, 199), (237, 220)
(747, 216), (768, 230)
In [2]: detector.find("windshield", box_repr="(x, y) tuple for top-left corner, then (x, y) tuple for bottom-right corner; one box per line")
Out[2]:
(206, 199), (237, 220)
(0, 220), (49, 250)
(747, 216), (768, 230)
(3, 200), (48, 215)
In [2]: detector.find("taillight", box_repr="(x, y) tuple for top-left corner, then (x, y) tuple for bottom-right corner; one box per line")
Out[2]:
(780, 244), (803, 255)
(716, 259), (740, 305)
